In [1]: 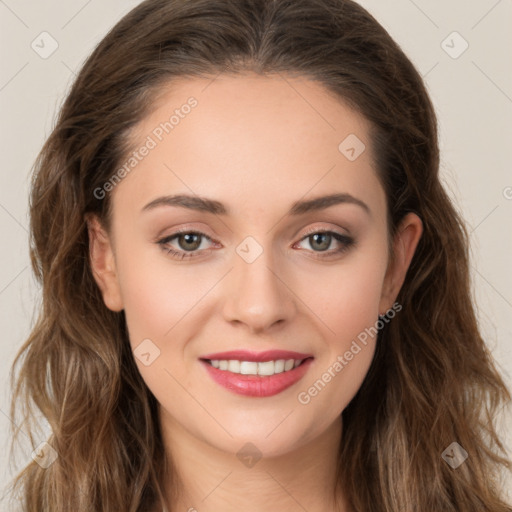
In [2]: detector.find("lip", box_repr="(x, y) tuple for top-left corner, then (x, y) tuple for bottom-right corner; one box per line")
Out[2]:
(199, 351), (314, 398)
(199, 350), (313, 362)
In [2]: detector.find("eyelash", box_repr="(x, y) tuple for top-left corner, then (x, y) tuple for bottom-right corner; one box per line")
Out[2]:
(156, 228), (355, 261)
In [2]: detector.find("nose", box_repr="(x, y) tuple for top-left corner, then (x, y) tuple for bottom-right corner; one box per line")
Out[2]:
(221, 250), (297, 334)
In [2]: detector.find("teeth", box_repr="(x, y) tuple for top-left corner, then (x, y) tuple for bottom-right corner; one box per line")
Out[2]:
(258, 361), (274, 376)
(274, 359), (285, 373)
(208, 358), (305, 376)
(228, 360), (240, 373)
(240, 361), (258, 375)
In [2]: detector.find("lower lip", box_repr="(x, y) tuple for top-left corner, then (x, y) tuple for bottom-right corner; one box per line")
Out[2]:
(200, 358), (314, 397)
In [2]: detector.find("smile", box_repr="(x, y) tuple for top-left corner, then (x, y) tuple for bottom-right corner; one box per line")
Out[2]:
(207, 358), (305, 376)
(199, 350), (314, 397)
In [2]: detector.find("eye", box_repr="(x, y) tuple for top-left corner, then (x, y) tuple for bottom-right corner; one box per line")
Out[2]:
(294, 230), (355, 258)
(157, 231), (217, 260)
(156, 228), (355, 261)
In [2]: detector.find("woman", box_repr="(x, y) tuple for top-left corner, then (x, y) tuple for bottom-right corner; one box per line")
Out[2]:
(9, 0), (511, 510)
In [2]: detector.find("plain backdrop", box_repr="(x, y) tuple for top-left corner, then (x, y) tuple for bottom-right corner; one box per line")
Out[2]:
(1, 0), (511, 508)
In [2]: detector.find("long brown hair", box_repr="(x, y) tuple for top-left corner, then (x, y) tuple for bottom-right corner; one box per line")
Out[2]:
(8, 0), (511, 510)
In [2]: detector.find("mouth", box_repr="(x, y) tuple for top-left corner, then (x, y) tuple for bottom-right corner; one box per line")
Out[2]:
(201, 357), (312, 376)
(199, 350), (314, 397)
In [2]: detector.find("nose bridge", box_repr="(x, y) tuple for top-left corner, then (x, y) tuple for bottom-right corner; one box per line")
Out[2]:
(222, 240), (296, 332)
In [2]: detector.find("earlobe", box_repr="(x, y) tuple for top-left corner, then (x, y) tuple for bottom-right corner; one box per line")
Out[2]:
(379, 212), (423, 315)
(85, 213), (124, 312)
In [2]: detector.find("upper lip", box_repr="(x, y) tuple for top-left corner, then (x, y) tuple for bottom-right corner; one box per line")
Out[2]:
(199, 350), (314, 362)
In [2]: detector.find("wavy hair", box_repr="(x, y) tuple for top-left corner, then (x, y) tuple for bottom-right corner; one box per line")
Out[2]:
(8, 0), (511, 510)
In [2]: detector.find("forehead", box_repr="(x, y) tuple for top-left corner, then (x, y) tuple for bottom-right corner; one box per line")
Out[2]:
(112, 73), (385, 220)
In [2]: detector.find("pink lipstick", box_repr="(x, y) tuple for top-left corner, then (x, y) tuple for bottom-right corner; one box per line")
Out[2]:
(199, 350), (314, 397)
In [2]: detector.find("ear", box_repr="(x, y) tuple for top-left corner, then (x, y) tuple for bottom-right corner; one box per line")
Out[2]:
(379, 212), (423, 314)
(85, 213), (124, 312)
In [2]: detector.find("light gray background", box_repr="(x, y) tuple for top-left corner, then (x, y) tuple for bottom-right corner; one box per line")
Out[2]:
(1, 0), (511, 507)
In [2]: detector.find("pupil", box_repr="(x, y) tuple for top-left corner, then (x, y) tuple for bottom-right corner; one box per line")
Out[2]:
(311, 233), (330, 251)
(179, 233), (201, 251)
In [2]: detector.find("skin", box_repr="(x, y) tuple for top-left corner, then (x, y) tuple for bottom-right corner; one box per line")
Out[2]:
(87, 73), (422, 512)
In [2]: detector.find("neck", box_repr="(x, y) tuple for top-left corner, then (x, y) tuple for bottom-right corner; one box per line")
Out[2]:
(158, 410), (348, 512)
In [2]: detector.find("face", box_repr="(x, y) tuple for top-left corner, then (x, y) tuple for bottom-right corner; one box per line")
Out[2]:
(88, 73), (422, 458)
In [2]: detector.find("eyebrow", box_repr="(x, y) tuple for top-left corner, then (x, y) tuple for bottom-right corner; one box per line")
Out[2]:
(141, 192), (370, 216)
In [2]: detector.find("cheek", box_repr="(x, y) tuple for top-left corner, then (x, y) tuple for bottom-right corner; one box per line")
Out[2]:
(115, 240), (211, 344)
(116, 227), (389, 351)
(293, 241), (387, 408)
(298, 246), (388, 339)
(114, 246), (209, 397)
